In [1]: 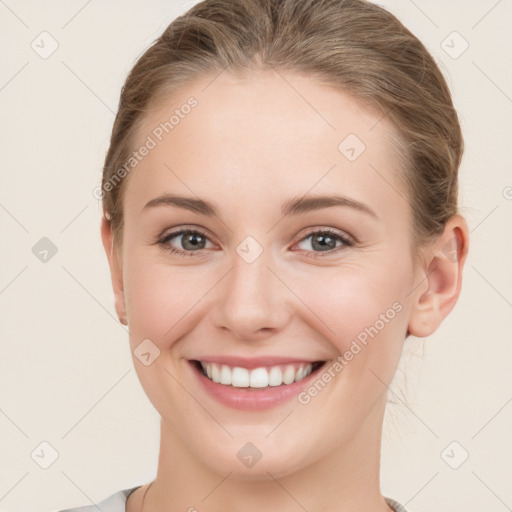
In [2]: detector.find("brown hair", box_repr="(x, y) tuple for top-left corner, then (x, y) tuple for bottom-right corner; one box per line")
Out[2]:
(101, 0), (463, 265)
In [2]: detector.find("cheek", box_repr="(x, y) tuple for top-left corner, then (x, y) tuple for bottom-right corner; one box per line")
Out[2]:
(124, 262), (178, 340)
(123, 255), (218, 350)
(295, 261), (408, 351)
(295, 261), (410, 413)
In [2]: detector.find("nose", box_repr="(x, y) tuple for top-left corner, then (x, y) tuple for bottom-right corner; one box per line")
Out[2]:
(211, 246), (291, 342)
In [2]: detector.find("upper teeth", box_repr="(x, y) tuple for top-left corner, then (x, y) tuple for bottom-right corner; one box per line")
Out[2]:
(200, 362), (314, 388)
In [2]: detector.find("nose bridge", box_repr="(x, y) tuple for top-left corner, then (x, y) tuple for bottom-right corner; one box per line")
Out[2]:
(233, 240), (273, 296)
(213, 237), (289, 338)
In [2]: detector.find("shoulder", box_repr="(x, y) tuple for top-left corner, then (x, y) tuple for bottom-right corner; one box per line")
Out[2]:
(55, 488), (406, 512)
(54, 486), (141, 512)
(384, 496), (410, 512)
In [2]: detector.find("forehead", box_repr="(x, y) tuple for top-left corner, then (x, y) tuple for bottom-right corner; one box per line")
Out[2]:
(124, 69), (407, 220)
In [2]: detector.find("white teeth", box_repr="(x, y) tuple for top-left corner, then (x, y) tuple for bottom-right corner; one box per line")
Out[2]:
(249, 368), (268, 388)
(268, 366), (282, 386)
(231, 367), (249, 387)
(220, 364), (232, 385)
(282, 365), (296, 385)
(295, 364), (312, 382)
(199, 361), (315, 388)
(211, 363), (221, 383)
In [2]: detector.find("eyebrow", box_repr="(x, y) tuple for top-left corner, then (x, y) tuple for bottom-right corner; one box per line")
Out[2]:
(142, 193), (378, 219)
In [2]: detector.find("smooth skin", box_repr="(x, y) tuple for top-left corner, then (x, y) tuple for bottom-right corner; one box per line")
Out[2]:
(101, 68), (469, 512)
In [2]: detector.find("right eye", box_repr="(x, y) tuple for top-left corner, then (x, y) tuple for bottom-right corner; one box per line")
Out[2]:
(157, 228), (215, 256)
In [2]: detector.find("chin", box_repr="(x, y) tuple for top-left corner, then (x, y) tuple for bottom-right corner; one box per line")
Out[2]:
(190, 436), (314, 480)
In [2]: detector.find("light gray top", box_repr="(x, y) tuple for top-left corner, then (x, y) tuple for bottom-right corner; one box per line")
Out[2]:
(55, 486), (410, 512)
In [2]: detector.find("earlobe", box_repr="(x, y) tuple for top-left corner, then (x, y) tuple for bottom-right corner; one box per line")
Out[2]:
(100, 216), (128, 325)
(407, 214), (469, 338)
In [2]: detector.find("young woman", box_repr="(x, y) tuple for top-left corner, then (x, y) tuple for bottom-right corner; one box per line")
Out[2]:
(59, 0), (469, 510)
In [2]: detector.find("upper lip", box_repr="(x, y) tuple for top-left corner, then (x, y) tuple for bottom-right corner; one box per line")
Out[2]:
(190, 355), (325, 369)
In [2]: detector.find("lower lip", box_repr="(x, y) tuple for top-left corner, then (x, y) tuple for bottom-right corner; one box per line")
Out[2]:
(188, 360), (325, 411)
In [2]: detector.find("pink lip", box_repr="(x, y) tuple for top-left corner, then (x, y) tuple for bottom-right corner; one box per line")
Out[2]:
(188, 359), (326, 411)
(191, 355), (322, 369)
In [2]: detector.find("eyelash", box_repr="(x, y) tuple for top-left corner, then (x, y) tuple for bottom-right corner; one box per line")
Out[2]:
(155, 226), (355, 259)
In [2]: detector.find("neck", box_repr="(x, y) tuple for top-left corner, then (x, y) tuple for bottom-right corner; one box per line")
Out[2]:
(139, 397), (393, 512)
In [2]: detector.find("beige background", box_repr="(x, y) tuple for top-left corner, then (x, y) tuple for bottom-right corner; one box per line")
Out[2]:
(1, 1), (511, 511)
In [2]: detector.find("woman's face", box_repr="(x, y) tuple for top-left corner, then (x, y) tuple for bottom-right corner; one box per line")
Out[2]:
(111, 69), (423, 477)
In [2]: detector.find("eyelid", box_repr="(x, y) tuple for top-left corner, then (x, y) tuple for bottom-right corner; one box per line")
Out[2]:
(157, 224), (218, 244)
(296, 225), (356, 244)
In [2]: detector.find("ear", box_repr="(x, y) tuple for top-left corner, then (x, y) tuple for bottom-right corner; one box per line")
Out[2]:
(101, 215), (128, 325)
(408, 214), (469, 338)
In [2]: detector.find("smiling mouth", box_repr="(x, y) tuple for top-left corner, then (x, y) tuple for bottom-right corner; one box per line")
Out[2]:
(192, 360), (326, 389)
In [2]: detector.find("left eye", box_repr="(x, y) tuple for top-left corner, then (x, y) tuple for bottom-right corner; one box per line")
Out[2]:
(294, 229), (353, 256)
